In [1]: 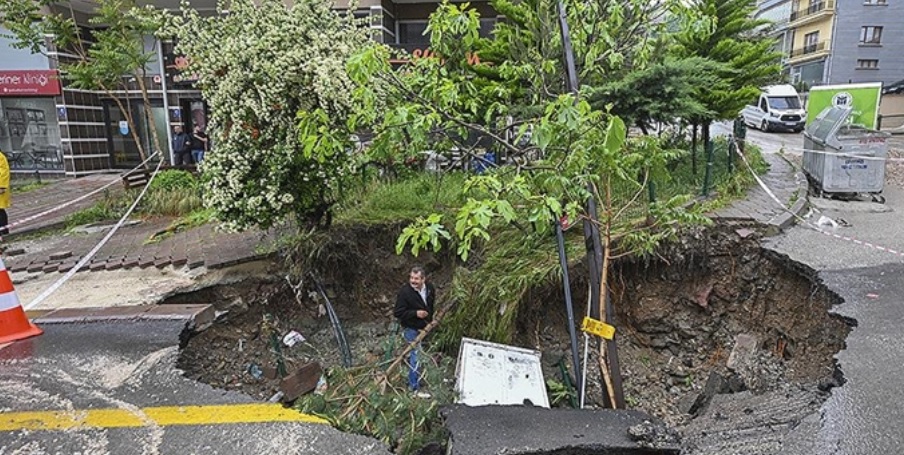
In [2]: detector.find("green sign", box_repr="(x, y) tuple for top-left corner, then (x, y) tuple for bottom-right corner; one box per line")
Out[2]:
(807, 83), (882, 129)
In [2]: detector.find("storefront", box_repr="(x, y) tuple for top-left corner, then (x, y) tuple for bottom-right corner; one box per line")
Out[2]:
(0, 70), (65, 173)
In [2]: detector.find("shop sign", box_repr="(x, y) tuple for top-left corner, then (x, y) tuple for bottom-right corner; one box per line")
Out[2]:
(389, 47), (482, 66)
(163, 52), (200, 87)
(0, 70), (61, 96)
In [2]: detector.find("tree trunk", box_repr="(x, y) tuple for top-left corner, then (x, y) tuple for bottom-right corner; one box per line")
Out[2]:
(134, 73), (164, 163)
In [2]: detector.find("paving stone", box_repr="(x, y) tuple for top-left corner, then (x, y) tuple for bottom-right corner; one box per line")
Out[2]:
(154, 257), (171, 268)
(42, 263), (60, 273)
(49, 251), (72, 261)
(27, 262), (45, 273)
(138, 257), (156, 268)
(105, 260), (123, 271)
(171, 256), (188, 267)
(122, 258), (140, 269)
(89, 261), (107, 271)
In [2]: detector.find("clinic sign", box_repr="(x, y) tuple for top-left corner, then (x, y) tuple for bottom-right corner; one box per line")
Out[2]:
(807, 82), (882, 129)
(0, 70), (62, 96)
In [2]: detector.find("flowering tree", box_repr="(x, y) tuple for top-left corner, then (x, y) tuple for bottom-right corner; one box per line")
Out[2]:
(166, 0), (371, 230)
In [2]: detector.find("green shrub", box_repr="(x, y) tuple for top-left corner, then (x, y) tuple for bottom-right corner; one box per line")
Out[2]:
(150, 169), (197, 192)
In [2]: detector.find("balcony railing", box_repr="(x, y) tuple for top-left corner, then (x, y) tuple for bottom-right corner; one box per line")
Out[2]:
(789, 41), (828, 58)
(790, 0), (834, 22)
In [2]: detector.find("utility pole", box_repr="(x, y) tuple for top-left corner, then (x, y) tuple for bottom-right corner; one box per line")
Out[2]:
(555, 0), (625, 409)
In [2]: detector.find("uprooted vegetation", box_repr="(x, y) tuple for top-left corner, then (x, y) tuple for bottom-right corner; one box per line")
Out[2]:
(177, 222), (852, 453)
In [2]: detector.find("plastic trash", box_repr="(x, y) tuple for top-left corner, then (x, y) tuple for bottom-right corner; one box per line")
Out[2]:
(816, 215), (838, 228)
(246, 363), (263, 380)
(282, 331), (305, 347)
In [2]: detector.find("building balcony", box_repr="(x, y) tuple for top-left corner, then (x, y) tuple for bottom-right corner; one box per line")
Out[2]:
(786, 40), (830, 65)
(789, 0), (834, 26)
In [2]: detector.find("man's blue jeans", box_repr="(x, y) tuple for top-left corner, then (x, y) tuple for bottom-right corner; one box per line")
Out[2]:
(403, 328), (421, 391)
(192, 149), (205, 163)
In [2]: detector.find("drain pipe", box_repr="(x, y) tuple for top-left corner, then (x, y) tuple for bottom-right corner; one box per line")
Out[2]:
(555, 218), (584, 406)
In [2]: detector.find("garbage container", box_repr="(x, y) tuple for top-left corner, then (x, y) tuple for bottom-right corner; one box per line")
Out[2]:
(803, 106), (889, 202)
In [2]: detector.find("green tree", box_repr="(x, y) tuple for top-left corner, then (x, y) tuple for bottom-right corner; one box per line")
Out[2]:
(1, 0), (166, 162)
(676, 0), (782, 156)
(163, 0), (371, 231)
(347, 0), (709, 408)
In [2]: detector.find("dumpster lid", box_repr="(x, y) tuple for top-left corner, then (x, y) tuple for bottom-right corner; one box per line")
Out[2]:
(805, 106), (853, 144)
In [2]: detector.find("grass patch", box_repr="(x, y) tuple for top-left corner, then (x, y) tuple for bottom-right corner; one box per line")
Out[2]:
(64, 170), (204, 230)
(145, 208), (215, 243)
(336, 172), (468, 224)
(11, 179), (50, 193)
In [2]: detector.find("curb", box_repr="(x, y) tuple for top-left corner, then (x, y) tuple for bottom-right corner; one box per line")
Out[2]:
(30, 304), (214, 329)
(767, 154), (810, 232)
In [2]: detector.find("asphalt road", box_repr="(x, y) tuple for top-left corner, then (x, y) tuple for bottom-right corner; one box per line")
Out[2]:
(0, 321), (391, 455)
(712, 124), (904, 454)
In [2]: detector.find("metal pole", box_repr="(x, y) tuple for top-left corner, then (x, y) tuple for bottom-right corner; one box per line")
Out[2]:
(157, 39), (174, 166)
(555, 218), (584, 406)
(557, 0), (626, 409)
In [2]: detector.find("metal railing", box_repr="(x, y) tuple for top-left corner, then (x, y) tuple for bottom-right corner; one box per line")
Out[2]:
(789, 41), (828, 58)
(790, 0), (834, 21)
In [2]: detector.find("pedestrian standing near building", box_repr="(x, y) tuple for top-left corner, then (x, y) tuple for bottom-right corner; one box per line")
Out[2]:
(0, 151), (11, 236)
(190, 125), (208, 164)
(172, 126), (192, 166)
(393, 266), (435, 398)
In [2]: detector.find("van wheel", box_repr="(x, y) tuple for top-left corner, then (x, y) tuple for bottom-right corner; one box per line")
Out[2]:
(761, 120), (770, 132)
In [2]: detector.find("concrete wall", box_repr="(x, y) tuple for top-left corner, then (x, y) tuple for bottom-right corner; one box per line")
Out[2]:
(829, 0), (904, 85)
(880, 93), (904, 129)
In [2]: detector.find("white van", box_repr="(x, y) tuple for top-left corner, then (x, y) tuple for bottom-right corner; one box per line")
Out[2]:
(740, 84), (807, 133)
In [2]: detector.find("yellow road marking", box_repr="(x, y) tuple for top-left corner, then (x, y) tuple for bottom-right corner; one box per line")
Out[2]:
(0, 404), (327, 432)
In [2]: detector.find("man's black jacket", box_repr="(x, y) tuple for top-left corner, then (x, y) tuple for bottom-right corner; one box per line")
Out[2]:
(394, 283), (435, 330)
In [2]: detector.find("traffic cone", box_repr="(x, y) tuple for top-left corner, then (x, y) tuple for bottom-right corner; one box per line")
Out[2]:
(0, 256), (42, 344)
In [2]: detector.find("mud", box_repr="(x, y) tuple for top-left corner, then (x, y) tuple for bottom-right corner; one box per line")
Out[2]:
(176, 223), (852, 440)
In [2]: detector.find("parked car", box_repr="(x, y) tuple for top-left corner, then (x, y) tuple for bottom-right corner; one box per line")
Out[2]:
(740, 84), (806, 133)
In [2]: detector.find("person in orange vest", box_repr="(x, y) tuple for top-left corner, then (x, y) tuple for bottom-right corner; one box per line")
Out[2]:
(0, 151), (9, 236)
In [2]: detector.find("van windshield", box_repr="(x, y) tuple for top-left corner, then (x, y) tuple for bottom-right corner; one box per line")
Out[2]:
(767, 96), (802, 110)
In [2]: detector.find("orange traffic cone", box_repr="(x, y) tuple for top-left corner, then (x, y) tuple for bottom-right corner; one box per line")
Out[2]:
(0, 257), (42, 344)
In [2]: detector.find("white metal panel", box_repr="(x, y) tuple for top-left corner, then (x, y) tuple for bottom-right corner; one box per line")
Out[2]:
(455, 337), (549, 408)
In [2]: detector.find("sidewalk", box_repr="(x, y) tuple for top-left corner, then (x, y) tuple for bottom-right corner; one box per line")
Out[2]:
(710, 151), (809, 230)
(2, 174), (278, 277)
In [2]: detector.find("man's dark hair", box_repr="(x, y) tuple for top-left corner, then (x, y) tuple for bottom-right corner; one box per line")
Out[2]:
(409, 266), (426, 277)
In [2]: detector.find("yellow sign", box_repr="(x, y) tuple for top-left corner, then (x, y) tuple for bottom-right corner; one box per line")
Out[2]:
(581, 316), (615, 340)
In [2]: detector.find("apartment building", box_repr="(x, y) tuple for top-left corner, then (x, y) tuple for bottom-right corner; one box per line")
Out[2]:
(783, 0), (903, 88)
(0, 0), (496, 176)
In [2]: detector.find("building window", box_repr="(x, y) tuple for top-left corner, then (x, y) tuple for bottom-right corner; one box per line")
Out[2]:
(864, 0), (887, 4)
(860, 26), (883, 44)
(397, 21), (430, 45)
(804, 31), (819, 53)
(857, 59), (879, 69)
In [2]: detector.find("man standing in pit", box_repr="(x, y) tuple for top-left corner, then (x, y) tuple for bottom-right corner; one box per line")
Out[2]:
(393, 266), (435, 398)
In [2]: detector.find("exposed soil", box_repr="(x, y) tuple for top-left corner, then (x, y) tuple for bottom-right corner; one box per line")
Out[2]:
(176, 222), (852, 439)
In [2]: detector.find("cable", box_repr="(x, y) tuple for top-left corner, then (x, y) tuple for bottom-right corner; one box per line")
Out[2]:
(23, 158), (165, 311)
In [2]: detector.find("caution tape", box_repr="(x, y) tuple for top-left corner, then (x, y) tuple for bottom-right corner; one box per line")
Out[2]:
(22, 159), (165, 311)
(3, 152), (161, 234)
(734, 144), (904, 261)
(774, 144), (904, 162)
